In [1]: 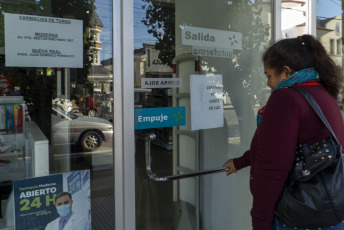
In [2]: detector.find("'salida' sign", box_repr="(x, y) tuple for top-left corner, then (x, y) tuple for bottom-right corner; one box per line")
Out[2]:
(181, 26), (242, 50)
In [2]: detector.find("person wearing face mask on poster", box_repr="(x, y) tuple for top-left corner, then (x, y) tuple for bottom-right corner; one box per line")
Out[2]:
(45, 192), (88, 230)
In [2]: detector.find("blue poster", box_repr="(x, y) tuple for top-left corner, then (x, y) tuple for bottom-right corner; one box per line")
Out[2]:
(13, 170), (91, 230)
(14, 174), (63, 230)
(67, 171), (82, 195)
(134, 106), (186, 130)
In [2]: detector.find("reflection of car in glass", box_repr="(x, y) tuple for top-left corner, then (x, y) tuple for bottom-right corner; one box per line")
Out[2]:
(80, 95), (105, 117)
(51, 105), (113, 152)
(100, 111), (113, 124)
(52, 98), (73, 112)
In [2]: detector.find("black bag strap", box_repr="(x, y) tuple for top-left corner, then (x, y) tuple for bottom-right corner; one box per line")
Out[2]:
(291, 86), (340, 146)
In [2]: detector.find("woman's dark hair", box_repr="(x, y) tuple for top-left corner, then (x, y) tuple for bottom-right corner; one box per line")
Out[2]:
(262, 34), (343, 98)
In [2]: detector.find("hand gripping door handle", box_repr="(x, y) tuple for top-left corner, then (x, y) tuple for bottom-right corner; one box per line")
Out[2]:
(145, 133), (228, 181)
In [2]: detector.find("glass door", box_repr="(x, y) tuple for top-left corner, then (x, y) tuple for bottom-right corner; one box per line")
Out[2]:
(133, 0), (274, 229)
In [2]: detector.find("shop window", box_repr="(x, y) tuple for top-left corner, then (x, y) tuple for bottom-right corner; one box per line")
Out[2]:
(0, 1), (114, 229)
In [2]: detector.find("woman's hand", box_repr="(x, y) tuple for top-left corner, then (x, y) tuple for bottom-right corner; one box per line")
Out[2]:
(223, 159), (238, 176)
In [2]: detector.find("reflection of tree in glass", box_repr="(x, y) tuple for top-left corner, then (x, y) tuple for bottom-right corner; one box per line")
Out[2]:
(141, 0), (175, 67)
(216, 1), (271, 144)
(141, 0), (271, 145)
(226, 0), (270, 104)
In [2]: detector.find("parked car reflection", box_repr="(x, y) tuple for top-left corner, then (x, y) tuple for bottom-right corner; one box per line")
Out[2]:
(80, 94), (105, 117)
(51, 102), (113, 152)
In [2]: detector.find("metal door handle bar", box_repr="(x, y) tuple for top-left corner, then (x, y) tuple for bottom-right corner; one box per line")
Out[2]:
(145, 133), (228, 181)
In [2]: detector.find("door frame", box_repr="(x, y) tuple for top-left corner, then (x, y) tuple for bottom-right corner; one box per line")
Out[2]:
(113, 0), (136, 229)
(112, 0), (317, 229)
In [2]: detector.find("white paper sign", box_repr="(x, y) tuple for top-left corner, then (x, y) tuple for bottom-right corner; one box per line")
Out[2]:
(190, 74), (224, 130)
(141, 78), (182, 88)
(181, 26), (242, 50)
(5, 13), (83, 68)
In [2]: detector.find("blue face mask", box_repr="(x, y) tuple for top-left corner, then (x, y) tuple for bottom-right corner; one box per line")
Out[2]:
(56, 205), (71, 217)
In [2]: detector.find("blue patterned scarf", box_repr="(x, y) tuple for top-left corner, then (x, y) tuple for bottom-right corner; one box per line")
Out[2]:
(256, 67), (319, 126)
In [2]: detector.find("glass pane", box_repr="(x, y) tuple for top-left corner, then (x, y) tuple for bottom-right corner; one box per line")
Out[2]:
(316, 0), (343, 110)
(0, 1), (114, 229)
(281, 1), (309, 38)
(134, 0), (273, 229)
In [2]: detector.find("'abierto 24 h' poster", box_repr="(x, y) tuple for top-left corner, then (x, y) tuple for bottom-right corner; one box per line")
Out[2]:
(13, 170), (91, 230)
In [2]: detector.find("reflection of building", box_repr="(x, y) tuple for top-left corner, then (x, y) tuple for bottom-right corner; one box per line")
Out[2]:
(281, 0), (308, 38)
(317, 16), (342, 67)
(134, 43), (173, 87)
(281, 0), (343, 68)
(89, 9), (103, 65)
(134, 44), (173, 107)
(317, 15), (343, 103)
(143, 43), (172, 76)
(134, 47), (147, 89)
(88, 65), (113, 93)
(87, 9), (112, 93)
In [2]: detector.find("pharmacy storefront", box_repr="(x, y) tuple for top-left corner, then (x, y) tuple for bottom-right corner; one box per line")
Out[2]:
(0, 0), (342, 230)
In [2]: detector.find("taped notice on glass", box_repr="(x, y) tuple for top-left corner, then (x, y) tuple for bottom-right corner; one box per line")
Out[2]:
(190, 74), (224, 130)
(5, 13), (83, 68)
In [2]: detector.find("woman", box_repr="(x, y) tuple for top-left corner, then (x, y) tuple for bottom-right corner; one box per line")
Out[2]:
(223, 35), (344, 230)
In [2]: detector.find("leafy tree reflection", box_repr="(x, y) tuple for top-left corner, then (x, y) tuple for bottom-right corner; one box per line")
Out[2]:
(141, 0), (271, 145)
(142, 0), (175, 67)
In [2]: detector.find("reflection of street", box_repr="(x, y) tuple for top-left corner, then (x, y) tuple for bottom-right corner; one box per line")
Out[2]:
(224, 104), (261, 145)
(91, 145), (113, 171)
(91, 169), (114, 230)
(224, 105), (240, 144)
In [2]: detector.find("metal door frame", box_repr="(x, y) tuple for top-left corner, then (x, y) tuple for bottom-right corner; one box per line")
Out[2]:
(113, 0), (135, 229)
(111, 0), (317, 229)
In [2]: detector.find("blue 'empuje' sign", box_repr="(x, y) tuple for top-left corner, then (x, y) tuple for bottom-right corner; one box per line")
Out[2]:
(135, 106), (186, 129)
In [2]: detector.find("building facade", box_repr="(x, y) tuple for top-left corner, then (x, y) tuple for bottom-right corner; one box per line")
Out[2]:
(0, 0), (342, 230)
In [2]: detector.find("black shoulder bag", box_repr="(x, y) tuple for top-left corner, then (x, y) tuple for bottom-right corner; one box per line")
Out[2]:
(274, 86), (344, 229)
